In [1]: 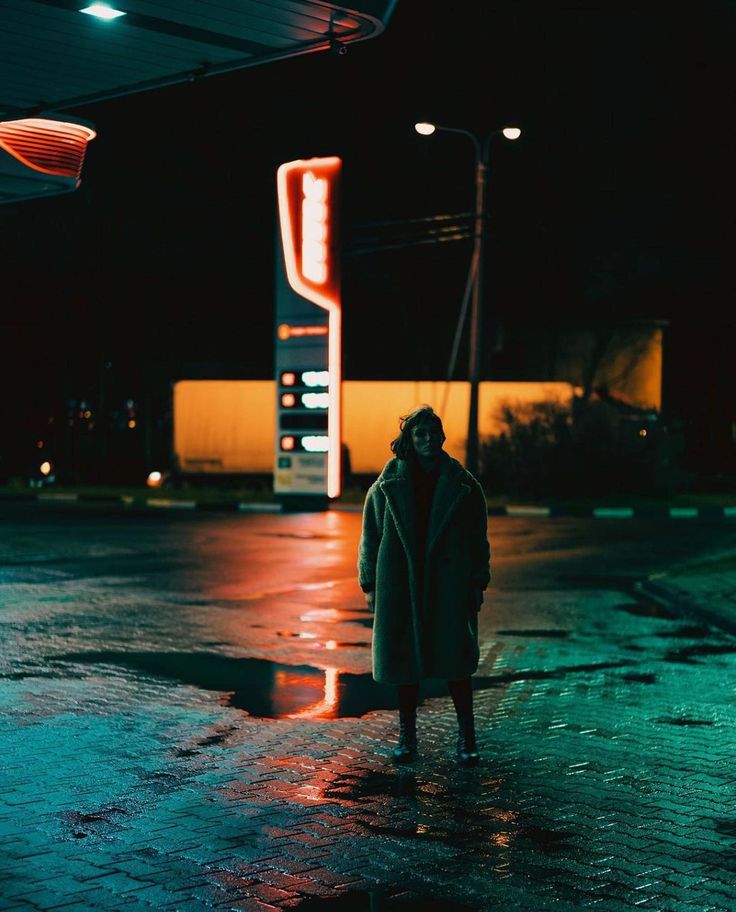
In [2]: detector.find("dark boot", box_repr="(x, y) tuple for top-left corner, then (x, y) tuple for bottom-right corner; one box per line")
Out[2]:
(456, 713), (479, 767)
(392, 711), (417, 763)
(448, 677), (479, 766)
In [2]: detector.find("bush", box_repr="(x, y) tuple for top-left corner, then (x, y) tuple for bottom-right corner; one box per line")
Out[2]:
(479, 398), (684, 498)
(479, 401), (575, 498)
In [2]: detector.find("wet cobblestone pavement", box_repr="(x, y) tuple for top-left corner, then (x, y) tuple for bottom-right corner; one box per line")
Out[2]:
(1, 509), (736, 911)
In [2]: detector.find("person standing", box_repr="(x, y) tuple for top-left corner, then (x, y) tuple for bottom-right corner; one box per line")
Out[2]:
(358, 405), (491, 766)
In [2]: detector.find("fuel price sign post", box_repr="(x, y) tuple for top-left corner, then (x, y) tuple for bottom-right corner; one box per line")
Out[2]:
(274, 157), (342, 510)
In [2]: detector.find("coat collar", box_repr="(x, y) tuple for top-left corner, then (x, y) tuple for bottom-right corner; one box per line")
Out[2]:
(378, 453), (472, 562)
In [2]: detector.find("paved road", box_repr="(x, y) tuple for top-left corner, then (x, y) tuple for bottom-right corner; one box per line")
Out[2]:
(2, 503), (735, 911)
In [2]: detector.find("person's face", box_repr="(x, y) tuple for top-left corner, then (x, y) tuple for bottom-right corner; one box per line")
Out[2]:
(410, 421), (444, 458)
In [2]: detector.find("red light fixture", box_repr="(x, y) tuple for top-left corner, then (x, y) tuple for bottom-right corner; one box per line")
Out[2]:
(0, 117), (96, 204)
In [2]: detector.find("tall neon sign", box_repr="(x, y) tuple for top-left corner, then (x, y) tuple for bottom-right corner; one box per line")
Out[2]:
(275, 157), (342, 502)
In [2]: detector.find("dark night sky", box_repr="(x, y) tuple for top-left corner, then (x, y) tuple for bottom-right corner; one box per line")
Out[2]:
(2, 2), (735, 421)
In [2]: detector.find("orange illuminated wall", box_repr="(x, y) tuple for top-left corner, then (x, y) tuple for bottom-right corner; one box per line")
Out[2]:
(174, 381), (274, 473)
(553, 324), (663, 411)
(342, 381), (574, 472)
(174, 380), (573, 475)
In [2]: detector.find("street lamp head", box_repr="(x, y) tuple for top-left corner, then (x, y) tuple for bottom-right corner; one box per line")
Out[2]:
(502, 127), (522, 140)
(414, 122), (436, 136)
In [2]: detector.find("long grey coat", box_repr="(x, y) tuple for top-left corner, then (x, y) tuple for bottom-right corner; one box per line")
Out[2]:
(358, 452), (491, 684)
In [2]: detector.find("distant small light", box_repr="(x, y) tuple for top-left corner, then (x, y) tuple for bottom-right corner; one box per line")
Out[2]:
(281, 371), (296, 387)
(302, 435), (329, 453)
(83, 410), (92, 418)
(36, 440), (44, 449)
(415, 122), (436, 136)
(277, 323), (290, 340)
(80, 3), (126, 19)
(40, 461), (52, 476)
(502, 127), (522, 140)
(147, 471), (163, 487)
(281, 435), (296, 451)
(128, 419), (136, 429)
(639, 428), (648, 437)
(281, 393), (297, 408)
(325, 640), (337, 650)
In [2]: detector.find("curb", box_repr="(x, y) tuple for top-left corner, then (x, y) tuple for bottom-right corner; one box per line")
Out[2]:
(8, 493), (736, 518)
(636, 576), (736, 638)
(490, 504), (736, 520)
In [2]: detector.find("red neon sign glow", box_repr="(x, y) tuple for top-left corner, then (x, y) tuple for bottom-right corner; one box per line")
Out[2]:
(0, 118), (96, 179)
(277, 157), (342, 498)
(277, 157), (341, 312)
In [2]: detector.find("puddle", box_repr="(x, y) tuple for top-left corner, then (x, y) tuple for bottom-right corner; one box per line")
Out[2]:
(62, 805), (130, 839)
(195, 726), (240, 746)
(663, 644), (736, 663)
(496, 629), (570, 638)
(356, 812), (574, 855)
(49, 651), (451, 718)
(291, 891), (477, 911)
(47, 651), (632, 718)
(556, 574), (637, 591)
(621, 672), (657, 684)
(614, 601), (678, 619)
(326, 768), (573, 858)
(655, 624), (711, 639)
(523, 825), (577, 852)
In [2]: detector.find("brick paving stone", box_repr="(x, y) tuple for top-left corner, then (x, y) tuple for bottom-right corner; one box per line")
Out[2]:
(3, 523), (736, 912)
(216, 899), (282, 912)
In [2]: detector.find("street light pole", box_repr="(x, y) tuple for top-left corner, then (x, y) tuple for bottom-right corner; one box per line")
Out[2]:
(466, 132), (488, 478)
(414, 122), (521, 478)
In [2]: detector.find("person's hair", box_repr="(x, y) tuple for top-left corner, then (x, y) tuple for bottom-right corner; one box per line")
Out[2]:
(390, 404), (446, 460)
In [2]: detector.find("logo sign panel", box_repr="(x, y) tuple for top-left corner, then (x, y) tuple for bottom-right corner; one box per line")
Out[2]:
(275, 157), (342, 500)
(276, 157), (341, 313)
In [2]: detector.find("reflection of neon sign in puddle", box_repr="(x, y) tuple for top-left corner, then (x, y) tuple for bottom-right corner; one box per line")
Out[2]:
(50, 650), (436, 718)
(47, 651), (572, 719)
(280, 666), (339, 719)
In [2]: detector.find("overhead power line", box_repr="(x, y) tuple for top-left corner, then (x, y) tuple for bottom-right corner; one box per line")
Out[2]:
(346, 211), (474, 257)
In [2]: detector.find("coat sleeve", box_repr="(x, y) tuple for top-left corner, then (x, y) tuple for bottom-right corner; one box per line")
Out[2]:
(469, 479), (491, 591)
(358, 483), (384, 593)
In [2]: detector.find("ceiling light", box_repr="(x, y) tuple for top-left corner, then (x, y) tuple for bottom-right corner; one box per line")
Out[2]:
(79, 4), (126, 20)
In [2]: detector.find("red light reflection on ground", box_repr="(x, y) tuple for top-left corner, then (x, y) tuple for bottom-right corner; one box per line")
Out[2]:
(284, 667), (339, 720)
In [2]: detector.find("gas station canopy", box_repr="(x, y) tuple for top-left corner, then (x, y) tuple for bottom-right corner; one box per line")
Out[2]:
(0, 0), (397, 119)
(0, 1), (396, 202)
